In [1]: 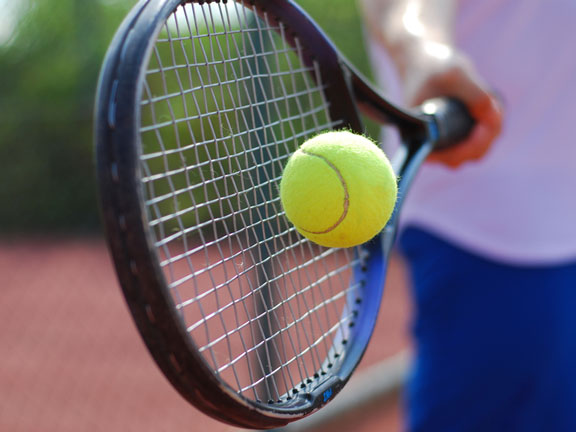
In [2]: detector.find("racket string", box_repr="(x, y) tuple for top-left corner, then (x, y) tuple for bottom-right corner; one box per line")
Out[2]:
(138, 1), (365, 403)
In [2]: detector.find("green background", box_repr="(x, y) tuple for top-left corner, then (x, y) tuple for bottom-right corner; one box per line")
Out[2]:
(0, 0), (375, 234)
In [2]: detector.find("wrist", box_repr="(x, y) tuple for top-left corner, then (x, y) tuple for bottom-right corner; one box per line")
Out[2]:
(390, 37), (455, 78)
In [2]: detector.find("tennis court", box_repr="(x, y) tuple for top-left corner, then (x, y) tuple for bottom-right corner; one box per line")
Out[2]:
(0, 237), (410, 431)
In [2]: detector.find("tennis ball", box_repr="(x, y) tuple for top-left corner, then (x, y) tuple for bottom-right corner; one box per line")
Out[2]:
(280, 130), (397, 248)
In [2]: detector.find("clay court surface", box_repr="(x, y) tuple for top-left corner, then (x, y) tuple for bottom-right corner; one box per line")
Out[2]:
(0, 237), (411, 432)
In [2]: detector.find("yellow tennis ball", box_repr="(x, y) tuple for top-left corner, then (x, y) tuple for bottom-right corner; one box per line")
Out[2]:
(280, 130), (397, 248)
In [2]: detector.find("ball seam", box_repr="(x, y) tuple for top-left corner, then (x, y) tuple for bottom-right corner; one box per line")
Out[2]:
(298, 149), (349, 235)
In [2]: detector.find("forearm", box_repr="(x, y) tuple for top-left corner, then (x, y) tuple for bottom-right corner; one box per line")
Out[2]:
(360, 0), (503, 168)
(360, 0), (458, 76)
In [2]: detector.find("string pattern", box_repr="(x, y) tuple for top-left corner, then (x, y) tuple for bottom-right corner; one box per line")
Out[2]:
(138, 1), (366, 404)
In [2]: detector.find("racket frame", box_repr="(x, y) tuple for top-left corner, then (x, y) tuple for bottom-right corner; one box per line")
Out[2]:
(95, 0), (466, 428)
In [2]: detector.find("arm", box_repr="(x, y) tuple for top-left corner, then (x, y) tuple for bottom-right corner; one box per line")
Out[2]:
(360, 0), (503, 168)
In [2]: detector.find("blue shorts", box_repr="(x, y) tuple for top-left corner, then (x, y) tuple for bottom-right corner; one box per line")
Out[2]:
(399, 227), (576, 432)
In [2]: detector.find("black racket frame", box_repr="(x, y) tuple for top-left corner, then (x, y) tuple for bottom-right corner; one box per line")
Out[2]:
(95, 0), (471, 428)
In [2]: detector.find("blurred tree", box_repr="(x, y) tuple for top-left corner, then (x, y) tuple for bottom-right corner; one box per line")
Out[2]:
(300, 0), (373, 78)
(0, 0), (373, 234)
(0, 0), (133, 233)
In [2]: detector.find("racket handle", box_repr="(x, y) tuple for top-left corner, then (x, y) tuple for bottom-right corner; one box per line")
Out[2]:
(421, 98), (475, 150)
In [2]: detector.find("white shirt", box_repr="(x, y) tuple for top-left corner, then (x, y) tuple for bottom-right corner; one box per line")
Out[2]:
(369, 0), (576, 265)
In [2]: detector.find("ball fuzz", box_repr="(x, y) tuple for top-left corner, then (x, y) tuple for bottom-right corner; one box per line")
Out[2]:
(280, 130), (397, 248)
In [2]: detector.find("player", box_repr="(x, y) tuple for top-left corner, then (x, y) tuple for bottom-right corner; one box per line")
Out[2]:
(360, 0), (576, 430)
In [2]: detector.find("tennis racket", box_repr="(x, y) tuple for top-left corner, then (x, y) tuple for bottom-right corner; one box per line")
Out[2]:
(94, 0), (472, 429)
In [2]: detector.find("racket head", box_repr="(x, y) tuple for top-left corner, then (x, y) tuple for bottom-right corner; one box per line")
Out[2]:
(95, 0), (390, 427)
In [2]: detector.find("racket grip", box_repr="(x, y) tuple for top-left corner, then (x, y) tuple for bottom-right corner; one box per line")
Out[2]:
(422, 98), (475, 150)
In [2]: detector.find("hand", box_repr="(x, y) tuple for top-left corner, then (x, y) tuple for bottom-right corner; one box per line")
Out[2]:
(402, 41), (503, 168)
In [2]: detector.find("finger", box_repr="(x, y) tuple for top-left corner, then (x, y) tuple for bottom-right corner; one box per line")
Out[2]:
(428, 96), (503, 168)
